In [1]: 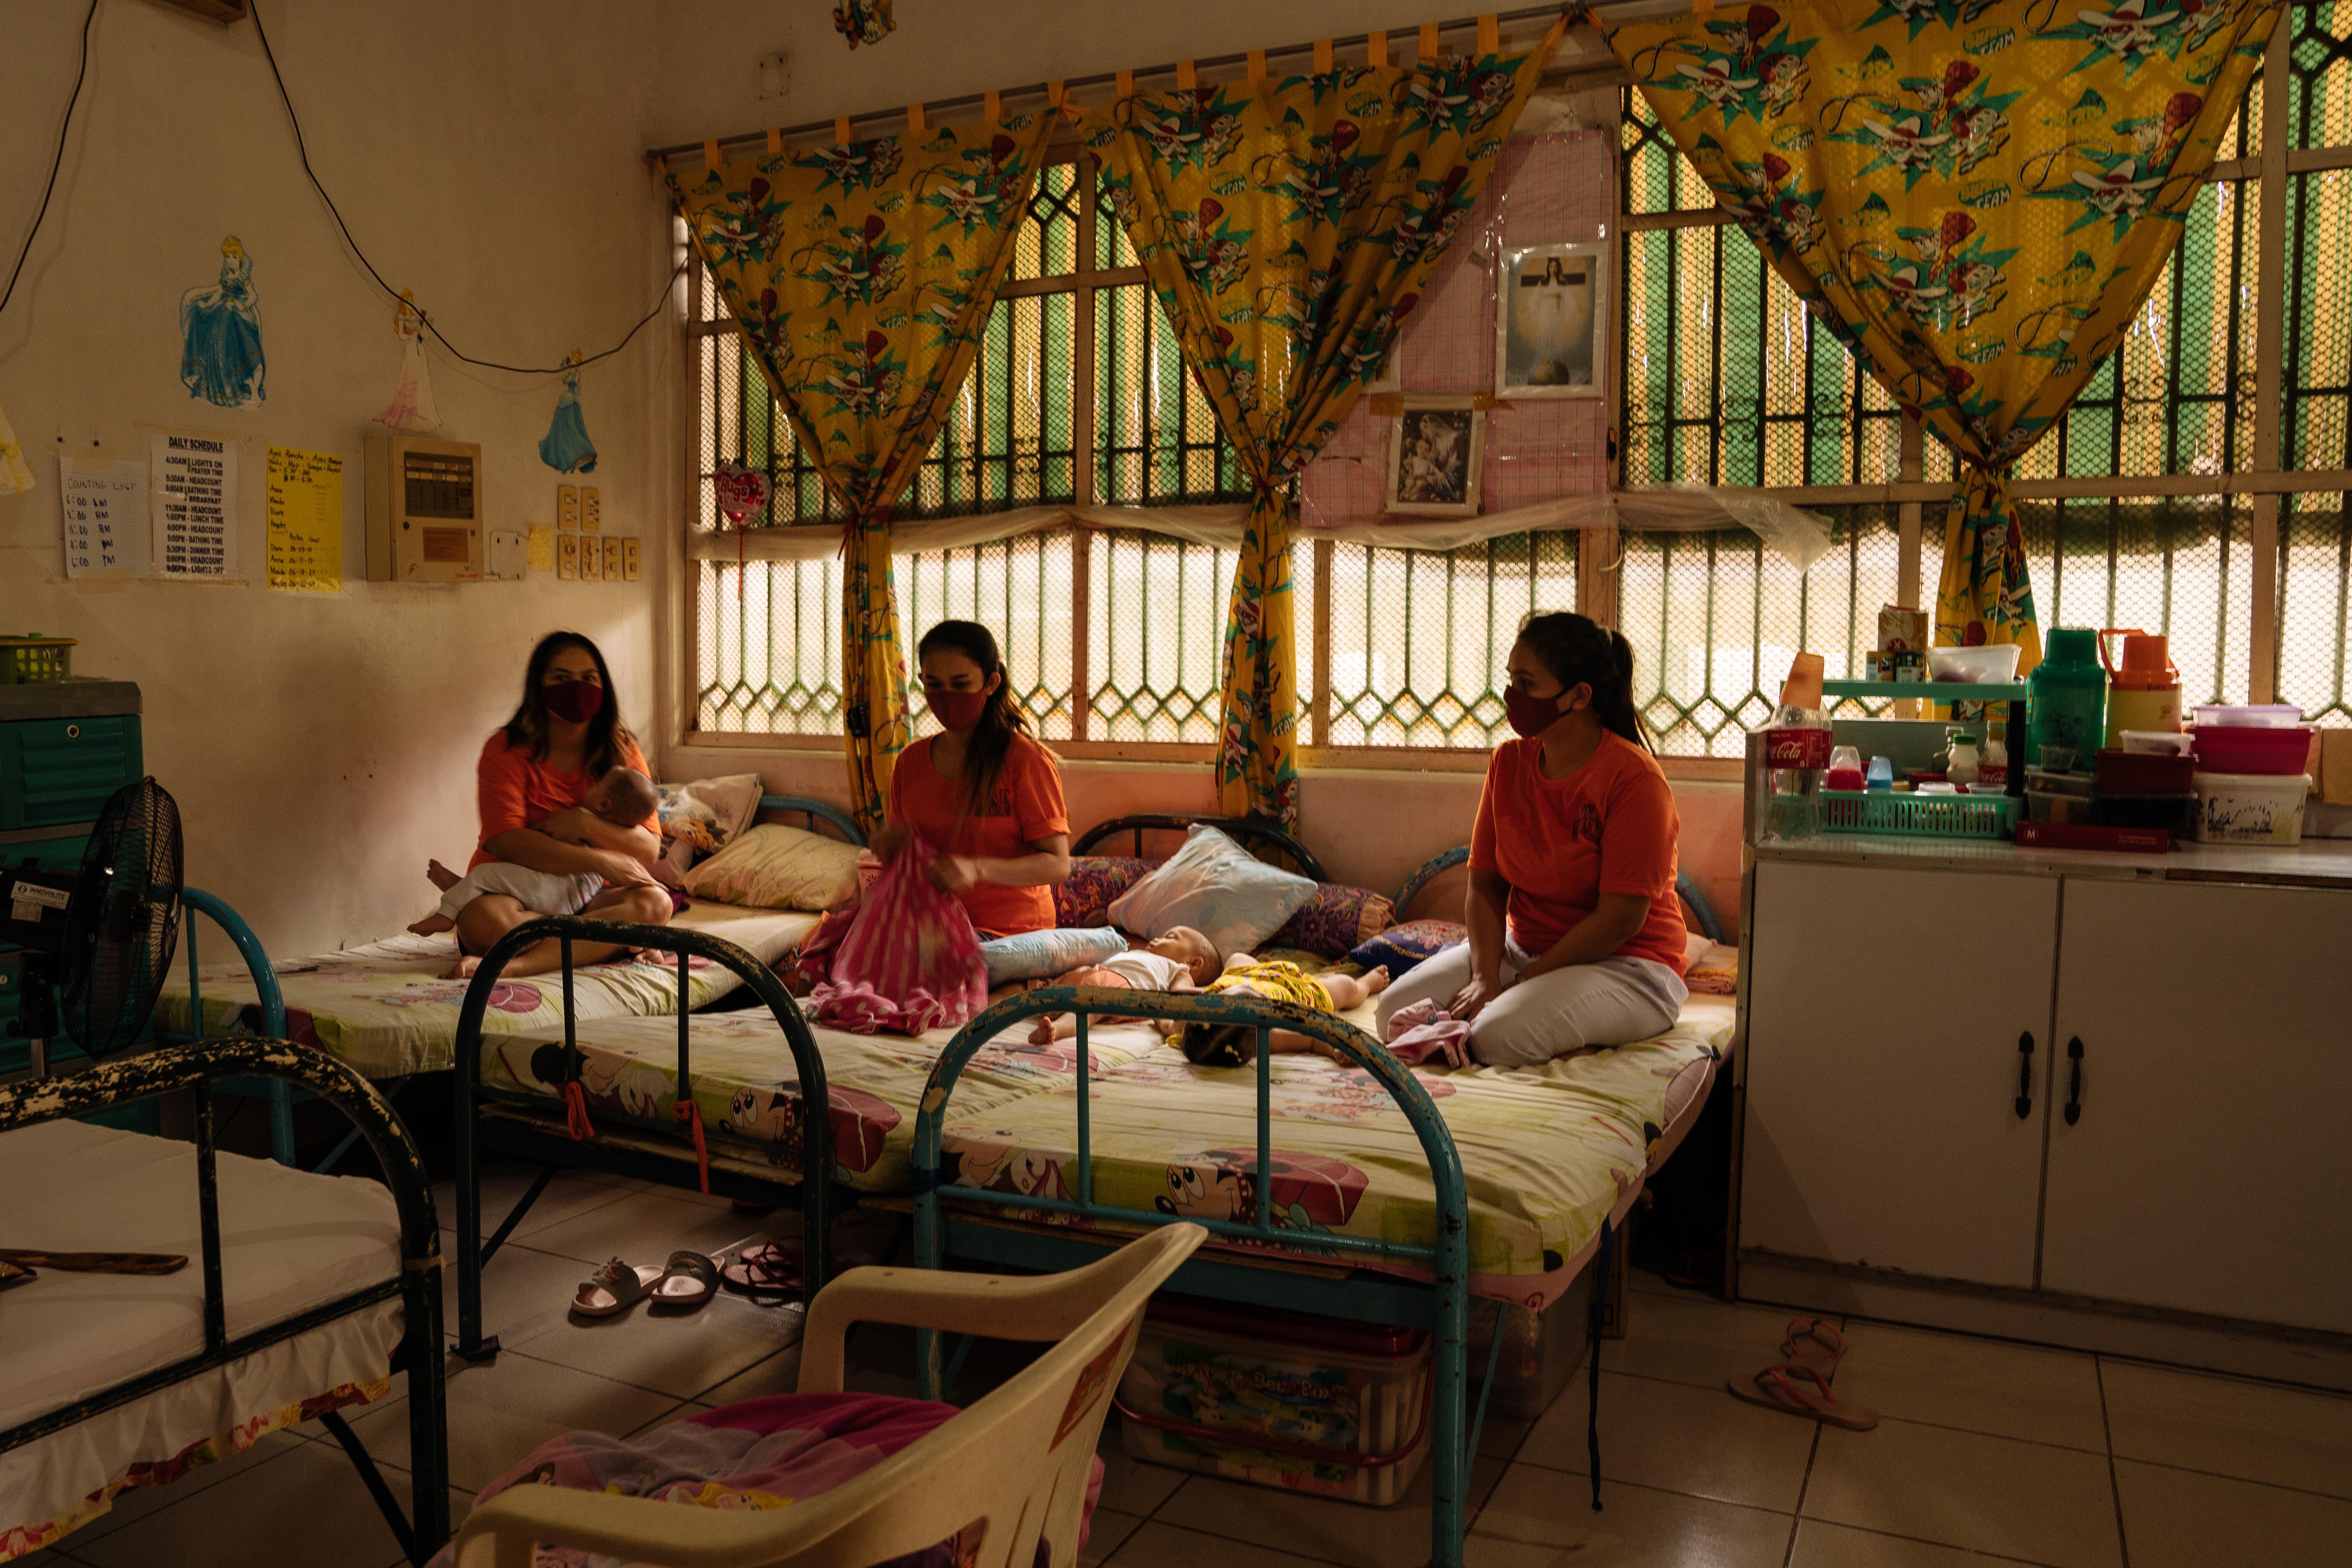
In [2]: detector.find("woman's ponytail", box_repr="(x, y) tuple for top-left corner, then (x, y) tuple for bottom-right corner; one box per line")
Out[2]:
(1516, 612), (1654, 754)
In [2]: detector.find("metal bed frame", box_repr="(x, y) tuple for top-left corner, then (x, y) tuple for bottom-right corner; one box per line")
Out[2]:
(448, 915), (839, 1363)
(167, 795), (858, 1173)
(909, 986), (1616, 1568)
(1394, 844), (1728, 943)
(1072, 813), (1327, 881)
(0, 1037), (451, 1565)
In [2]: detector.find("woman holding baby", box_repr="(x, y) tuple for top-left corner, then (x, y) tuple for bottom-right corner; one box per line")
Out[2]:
(430, 630), (671, 977)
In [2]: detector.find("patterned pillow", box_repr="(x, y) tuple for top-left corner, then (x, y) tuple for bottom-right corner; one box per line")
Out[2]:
(655, 774), (765, 873)
(1055, 856), (1155, 928)
(1267, 883), (1396, 959)
(681, 824), (862, 912)
(1108, 826), (1317, 958)
(1687, 941), (1739, 995)
(1348, 918), (1468, 977)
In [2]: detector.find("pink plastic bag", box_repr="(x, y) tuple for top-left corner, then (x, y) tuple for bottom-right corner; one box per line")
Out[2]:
(1384, 997), (1474, 1068)
(809, 831), (989, 1036)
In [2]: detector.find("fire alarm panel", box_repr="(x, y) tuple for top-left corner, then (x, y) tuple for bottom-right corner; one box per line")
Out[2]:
(365, 434), (483, 582)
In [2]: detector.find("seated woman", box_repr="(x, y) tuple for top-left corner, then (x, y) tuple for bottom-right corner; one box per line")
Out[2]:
(1375, 611), (1689, 1065)
(443, 631), (671, 978)
(869, 620), (1071, 940)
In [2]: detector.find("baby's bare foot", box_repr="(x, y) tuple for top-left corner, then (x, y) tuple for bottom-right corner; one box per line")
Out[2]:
(408, 913), (454, 936)
(426, 859), (463, 892)
(1362, 964), (1393, 995)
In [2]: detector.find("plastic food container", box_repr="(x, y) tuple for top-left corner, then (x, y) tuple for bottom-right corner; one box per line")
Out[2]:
(2190, 724), (2314, 776)
(2095, 749), (2196, 796)
(1926, 644), (2024, 684)
(2190, 704), (2305, 728)
(2190, 771), (2312, 845)
(2121, 730), (2196, 756)
(2090, 793), (2195, 834)
(2027, 789), (2090, 824)
(2026, 766), (2095, 798)
(1117, 1295), (1431, 1503)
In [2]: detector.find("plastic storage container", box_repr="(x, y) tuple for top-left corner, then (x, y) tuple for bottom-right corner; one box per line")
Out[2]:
(0, 637), (74, 684)
(1821, 790), (2016, 839)
(1117, 1296), (1431, 1504)
(2121, 730), (2196, 755)
(2191, 772), (2312, 845)
(2095, 749), (2196, 796)
(2190, 725), (2314, 776)
(2190, 704), (2304, 728)
(1926, 644), (2023, 685)
(2026, 628), (2107, 771)
(2090, 793), (2196, 834)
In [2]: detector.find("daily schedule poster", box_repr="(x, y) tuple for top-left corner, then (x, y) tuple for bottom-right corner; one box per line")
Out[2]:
(59, 457), (146, 577)
(152, 432), (237, 580)
(264, 445), (343, 593)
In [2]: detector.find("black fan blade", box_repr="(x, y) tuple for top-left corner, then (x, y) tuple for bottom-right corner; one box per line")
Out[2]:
(62, 778), (184, 1059)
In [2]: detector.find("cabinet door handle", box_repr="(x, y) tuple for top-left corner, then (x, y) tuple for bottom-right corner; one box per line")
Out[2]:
(2064, 1036), (2084, 1126)
(2015, 1032), (2035, 1120)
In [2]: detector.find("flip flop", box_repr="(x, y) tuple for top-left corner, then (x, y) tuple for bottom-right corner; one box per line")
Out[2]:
(719, 1239), (803, 1306)
(1781, 1316), (1846, 1377)
(649, 1250), (718, 1310)
(1728, 1363), (1879, 1430)
(572, 1257), (663, 1319)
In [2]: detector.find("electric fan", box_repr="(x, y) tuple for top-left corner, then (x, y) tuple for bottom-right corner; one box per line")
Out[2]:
(1, 777), (183, 1076)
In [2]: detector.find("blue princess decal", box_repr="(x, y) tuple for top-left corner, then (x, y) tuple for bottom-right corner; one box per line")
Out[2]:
(538, 361), (598, 473)
(180, 236), (267, 408)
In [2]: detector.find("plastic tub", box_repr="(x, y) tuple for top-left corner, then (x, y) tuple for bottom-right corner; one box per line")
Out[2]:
(2026, 766), (2095, 798)
(1926, 644), (2023, 685)
(2095, 749), (2196, 796)
(2190, 704), (2304, 728)
(2028, 789), (2091, 825)
(1117, 1295), (1431, 1503)
(2190, 772), (2312, 845)
(2121, 730), (2196, 756)
(2190, 724), (2314, 776)
(2090, 793), (2196, 834)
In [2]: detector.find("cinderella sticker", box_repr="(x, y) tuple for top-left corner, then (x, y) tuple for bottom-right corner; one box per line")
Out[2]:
(538, 358), (598, 473)
(180, 236), (267, 409)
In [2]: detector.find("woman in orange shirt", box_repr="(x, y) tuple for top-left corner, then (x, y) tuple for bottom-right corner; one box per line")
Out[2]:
(445, 631), (671, 977)
(869, 620), (1070, 937)
(1375, 612), (1688, 1065)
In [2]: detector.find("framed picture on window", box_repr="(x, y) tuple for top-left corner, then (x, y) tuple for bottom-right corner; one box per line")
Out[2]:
(1495, 241), (1605, 398)
(1385, 396), (1484, 516)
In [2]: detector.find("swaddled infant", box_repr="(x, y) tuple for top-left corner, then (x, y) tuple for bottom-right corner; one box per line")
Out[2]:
(408, 767), (660, 936)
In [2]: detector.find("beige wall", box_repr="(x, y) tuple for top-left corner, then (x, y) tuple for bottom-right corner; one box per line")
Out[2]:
(0, 1), (675, 954)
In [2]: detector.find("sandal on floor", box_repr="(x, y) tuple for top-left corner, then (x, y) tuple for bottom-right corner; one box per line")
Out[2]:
(572, 1257), (664, 1319)
(649, 1250), (718, 1310)
(1728, 1363), (1879, 1430)
(0, 1260), (35, 1293)
(1781, 1316), (1846, 1376)
(719, 1239), (803, 1306)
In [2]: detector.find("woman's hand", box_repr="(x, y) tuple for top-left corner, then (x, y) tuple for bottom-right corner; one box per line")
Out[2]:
(868, 824), (911, 861)
(591, 850), (656, 888)
(927, 855), (983, 896)
(1451, 972), (1508, 1021)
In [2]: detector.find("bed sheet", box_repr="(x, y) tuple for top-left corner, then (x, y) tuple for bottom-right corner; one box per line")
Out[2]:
(477, 1008), (1176, 1193)
(152, 901), (821, 1080)
(0, 1121), (407, 1557)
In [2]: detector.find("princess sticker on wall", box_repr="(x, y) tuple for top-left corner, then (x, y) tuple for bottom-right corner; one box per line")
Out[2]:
(180, 236), (267, 409)
(375, 289), (442, 432)
(834, 0), (893, 48)
(538, 354), (597, 473)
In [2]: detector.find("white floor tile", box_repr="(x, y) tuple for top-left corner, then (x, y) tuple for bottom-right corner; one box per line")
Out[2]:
(697, 1340), (808, 1407)
(511, 1187), (768, 1268)
(1830, 1320), (2107, 1451)
(1804, 1420), (2121, 1568)
(1093, 1419), (1188, 1516)
(70, 1440), (465, 1568)
(1788, 1518), (2055, 1568)
(1515, 1370), (1815, 1512)
(1148, 1453), (1504, 1568)
(1471, 1466), (1792, 1568)
(2101, 1360), (2352, 1499)
(434, 1166), (632, 1244)
(1080, 1507), (1146, 1568)
(439, 1239), (608, 1351)
(2114, 1457), (2352, 1568)
(1601, 1292), (1830, 1394)
(345, 1346), (678, 1492)
(1103, 1520), (1339, 1568)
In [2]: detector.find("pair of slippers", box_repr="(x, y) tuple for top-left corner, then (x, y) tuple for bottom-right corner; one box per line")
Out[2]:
(572, 1251), (719, 1318)
(1728, 1316), (1879, 1430)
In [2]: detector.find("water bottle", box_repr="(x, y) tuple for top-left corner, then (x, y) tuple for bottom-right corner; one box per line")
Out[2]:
(1763, 653), (1832, 839)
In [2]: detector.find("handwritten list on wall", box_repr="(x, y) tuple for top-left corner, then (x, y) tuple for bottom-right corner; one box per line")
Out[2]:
(59, 458), (146, 578)
(265, 446), (343, 593)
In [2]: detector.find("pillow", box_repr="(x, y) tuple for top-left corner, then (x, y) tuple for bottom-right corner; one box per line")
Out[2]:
(1055, 856), (1155, 928)
(1267, 883), (1396, 959)
(978, 926), (1129, 987)
(1348, 918), (1468, 977)
(681, 823), (862, 912)
(656, 774), (765, 873)
(1108, 825), (1316, 958)
(1687, 941), (1739, 996)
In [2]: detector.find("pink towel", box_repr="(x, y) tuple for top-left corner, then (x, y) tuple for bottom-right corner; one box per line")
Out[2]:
(809, 831), (989, 1036)
(1384, 997), (1474, 1068)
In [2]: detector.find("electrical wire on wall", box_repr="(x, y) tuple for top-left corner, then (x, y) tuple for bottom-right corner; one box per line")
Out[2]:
(0, 0), (101, 326)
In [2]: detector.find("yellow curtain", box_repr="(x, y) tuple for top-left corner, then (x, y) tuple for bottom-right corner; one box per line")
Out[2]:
(1606, 0), (2277, 670)
(672, 115), (1053, 828)
(1084, 27), (1561, 824)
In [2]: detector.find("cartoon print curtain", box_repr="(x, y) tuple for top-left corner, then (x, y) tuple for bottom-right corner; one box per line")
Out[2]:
(1083, 24), (1560, 825)
(1605, 0), (2276, 669)
(672, 114), (1054, 829)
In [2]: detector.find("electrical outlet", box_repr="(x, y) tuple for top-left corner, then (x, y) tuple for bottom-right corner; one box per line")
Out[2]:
(756, 50), (790, 102)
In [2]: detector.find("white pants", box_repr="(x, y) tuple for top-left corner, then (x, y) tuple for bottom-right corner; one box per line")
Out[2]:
(439, 861), (601, 921)
(1373, 940), (1687, 1067)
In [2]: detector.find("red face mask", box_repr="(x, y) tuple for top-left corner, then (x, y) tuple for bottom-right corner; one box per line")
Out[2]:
(1503, 685), (1569, 740)
(929, 688), (989, 732)
(543, 679), (605, 725)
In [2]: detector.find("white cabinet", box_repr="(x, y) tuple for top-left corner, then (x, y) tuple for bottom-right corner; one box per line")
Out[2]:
(2042, 880), (2352, 1333)
(1740, 862), (2057, 1289)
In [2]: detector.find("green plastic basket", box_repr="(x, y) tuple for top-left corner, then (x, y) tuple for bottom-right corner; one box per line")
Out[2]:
(1, 636), (74, 684)
(1820, 789), (2017, 839)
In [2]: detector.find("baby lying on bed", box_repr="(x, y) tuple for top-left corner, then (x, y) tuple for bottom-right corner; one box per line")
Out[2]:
(1024, 926), (1221, 1043)
(408, 767), (661, 937)
(1177, 955), (1391, 1066)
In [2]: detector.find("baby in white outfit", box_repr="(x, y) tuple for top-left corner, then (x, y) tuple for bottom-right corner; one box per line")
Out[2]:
(1025, 926), (1221, 1043)
(408, 768), (660, 936)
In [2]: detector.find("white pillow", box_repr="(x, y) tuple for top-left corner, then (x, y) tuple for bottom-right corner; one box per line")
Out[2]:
(1108, 825), (1316, 960)
(656, 774), (766, 872)
(681, 823), (862, 911)
(978, 926), (1128, 987)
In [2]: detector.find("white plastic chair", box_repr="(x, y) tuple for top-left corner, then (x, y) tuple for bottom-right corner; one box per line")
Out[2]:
(453, 1222), (1207, 1568)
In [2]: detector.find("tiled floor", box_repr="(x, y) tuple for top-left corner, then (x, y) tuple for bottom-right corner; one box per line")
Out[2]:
(21, 1168), (2352, 1567)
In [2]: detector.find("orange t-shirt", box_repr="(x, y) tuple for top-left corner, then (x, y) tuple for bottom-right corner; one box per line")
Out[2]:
(888, 732), (1069, 937)
(470, 729), (657, 869)
(1469, 730), (1688, 975)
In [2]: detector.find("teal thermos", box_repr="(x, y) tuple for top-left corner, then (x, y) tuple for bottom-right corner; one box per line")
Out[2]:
(2026, 627), (2106, 770)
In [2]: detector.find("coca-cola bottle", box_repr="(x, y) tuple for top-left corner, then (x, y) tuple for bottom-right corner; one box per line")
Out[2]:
(1762, 652), (1832, 840)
